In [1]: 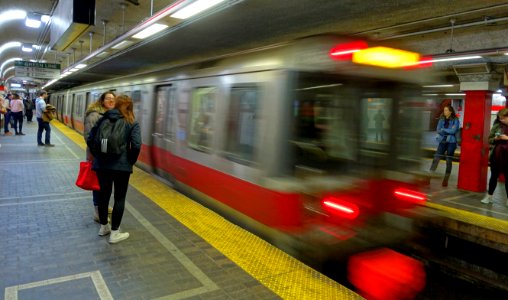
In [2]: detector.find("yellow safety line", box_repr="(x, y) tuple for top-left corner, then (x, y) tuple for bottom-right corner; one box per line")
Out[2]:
(54, 121), (362, 299)
(426, 202), (508, 234)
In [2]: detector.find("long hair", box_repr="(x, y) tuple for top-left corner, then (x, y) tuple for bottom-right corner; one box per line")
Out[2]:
(87, 91), (115, 112)
(115, 95), (135, 124)
(441, 105), (457, 119)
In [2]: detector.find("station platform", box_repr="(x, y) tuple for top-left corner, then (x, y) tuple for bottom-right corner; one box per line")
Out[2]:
(0, 121), (360, 300)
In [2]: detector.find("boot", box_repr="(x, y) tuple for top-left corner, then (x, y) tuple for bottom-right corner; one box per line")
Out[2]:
(442, 173), (450, 187)
(93, 206), (100, 223)
(480, 194), (493, 204)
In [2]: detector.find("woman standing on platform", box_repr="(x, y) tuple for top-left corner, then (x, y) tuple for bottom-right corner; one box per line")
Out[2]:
(84, 91), (116, 222)
(90, 95), (141, 244)
(10, 93), (25, 135)
(481, 108), (508, 206)
(429, 105), (460, 187)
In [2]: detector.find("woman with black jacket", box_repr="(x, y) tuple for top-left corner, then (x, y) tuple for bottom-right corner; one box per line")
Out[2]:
(88, 95), (141, 244)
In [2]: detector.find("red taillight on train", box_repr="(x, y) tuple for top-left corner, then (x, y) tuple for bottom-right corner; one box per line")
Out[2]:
(329, 40), (368, 60)
(322, 196), (360, 220)
(393, 188), (426, 204)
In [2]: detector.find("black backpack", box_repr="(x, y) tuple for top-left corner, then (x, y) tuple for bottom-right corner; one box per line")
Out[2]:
(90, 117), (129, 155)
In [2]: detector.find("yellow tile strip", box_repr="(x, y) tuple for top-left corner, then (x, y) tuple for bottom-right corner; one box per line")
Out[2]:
(426, 202), (508, 234)
(55, 121), (362, 299)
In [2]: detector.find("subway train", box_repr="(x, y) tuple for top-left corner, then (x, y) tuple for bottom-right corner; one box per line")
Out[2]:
(51, 34), (432, 294)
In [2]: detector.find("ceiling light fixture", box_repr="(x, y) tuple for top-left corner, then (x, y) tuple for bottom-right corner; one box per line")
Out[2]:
(132, 23), (168, 39)
(112, 40), (134, 50)
(25, 12), (42, 28)
(21, 44), (33, 52)
(420, 55), (481, 64)
(0, 57), (22, 77)
(0, 9), (26, 24)
(170, 0), (226, 19)
(0, 41), (22, 56)
(422, 84), (455, 88)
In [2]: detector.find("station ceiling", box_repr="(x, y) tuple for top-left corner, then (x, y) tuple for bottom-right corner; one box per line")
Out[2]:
(1, 0), (508, 93)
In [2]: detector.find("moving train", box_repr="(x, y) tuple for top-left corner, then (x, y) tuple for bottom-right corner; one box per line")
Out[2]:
(51, 35), (432, 296)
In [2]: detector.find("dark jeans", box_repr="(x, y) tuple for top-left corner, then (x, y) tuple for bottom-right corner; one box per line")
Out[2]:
(26, 109), (33, 121)
(487, 155), (508, 196)
(3, 111), (11, 133)
(430, 142), (457, 174)
(37, 117), (51, 144)
(97, 170), (131, 230)
(11, 111), (23, 134)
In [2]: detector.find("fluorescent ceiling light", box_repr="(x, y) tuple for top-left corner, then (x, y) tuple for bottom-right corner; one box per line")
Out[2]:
(75, 64), (87, 69)
(423, 93), (438, 96)
(445, 93), (465, 96)
(0, 10), (26, 24)
(25, 13), (41, 28)
(0, 41), (22, 56)
(422, 84), (454, 88)
(420, 56), (481, 64)
(96, 51), (109, 58)
(21, 44), (33, 52)
(41, 15), (50, 23)
(112, 40), (133, 50)
(70, 68), (80, 72)
(171, 0), (226, 19)
(132, 23), (168, 39)
(10, 83), (21, 88)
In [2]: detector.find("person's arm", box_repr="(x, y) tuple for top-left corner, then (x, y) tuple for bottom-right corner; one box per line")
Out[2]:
(441, 119), (459, 135)
(128, 122), (142, 165)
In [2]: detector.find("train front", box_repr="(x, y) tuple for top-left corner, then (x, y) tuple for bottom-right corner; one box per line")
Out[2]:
(281, 36), (434, 299)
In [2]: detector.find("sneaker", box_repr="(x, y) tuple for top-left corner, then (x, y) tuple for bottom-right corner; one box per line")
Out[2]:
(109, 230), (129, 244)
(480, 195), (492, 204)
(98, 224), (111, 236)
(44, 143), (55, 147)
(37, 143), (45, 146)
(18, 132), (25, 135)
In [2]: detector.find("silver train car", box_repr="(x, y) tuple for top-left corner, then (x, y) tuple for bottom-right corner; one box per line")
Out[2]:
(51, 35), (433, 278)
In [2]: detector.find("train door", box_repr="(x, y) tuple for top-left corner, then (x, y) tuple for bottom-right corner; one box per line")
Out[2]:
(85, 92), (92, 111)
(70, 94), (76, 129)
(152, 85), (177, 178)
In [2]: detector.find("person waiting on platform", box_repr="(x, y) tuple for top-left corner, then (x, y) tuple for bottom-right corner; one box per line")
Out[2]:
(84, 91), (116, 222)
(24, 97), (35, 122)
(35, 90), (54, 147)
(481, 108), (508, 206)
(88, 95), (141, 244)
(9, 93), (25, 135)
(3, 94), (13, 136)
(429, 105), (460, 187)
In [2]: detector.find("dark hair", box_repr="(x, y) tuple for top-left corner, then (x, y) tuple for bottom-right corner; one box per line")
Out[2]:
(98, 91), (116, 105)
(115, 95), (135, 124)
(11, 93), (20, 99)
(38, 90), (47, 96)
(441, 105), (456, 119)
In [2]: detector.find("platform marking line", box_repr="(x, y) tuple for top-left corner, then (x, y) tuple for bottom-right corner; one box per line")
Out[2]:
(53, 128), (80, 159)
(126, 203), (220, 300)
(438, 198), (508, 218)
(53, 120), (364, 299)
(0, 158), (79, 165)
(0, 191), (88, 202)
(4, 270), (113, 300)
(0, 196), (89, 207)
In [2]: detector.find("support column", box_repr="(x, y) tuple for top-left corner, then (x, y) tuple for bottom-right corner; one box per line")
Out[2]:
(457, 90), (491, 192)
(456, 72), (501, 192)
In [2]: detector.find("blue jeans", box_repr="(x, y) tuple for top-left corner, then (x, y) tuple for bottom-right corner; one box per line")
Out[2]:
(37, 117), (51, 144)
(430, 142), (457, 174)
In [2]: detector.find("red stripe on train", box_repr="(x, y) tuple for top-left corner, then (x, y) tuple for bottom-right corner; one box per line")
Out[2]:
(147, 145), (303, 229)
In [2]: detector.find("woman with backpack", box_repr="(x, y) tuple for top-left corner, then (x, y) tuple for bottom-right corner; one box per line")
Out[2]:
(88, 95), (141, 244)
(429, 105), (460, 187)
(84, 91), (116, 222)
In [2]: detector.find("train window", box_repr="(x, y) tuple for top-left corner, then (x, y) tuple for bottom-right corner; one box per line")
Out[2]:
(164, 88), (176, 140)
(292, 74), (357, 173)
(224, 86), (259, 164)
(188, 87), (216, 152)
(360, 98), (392, 148)
(154, 88), (167, 135)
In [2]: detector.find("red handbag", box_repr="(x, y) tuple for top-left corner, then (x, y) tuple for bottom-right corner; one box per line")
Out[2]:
(76, 161), (100, 191)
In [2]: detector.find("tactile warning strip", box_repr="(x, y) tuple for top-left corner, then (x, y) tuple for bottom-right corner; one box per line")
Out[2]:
(426, 202), (508, 235)
(55, 121), (362, 299)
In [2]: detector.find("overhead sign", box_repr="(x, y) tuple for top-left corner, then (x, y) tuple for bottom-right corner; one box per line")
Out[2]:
(14, 61), (61, 79)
